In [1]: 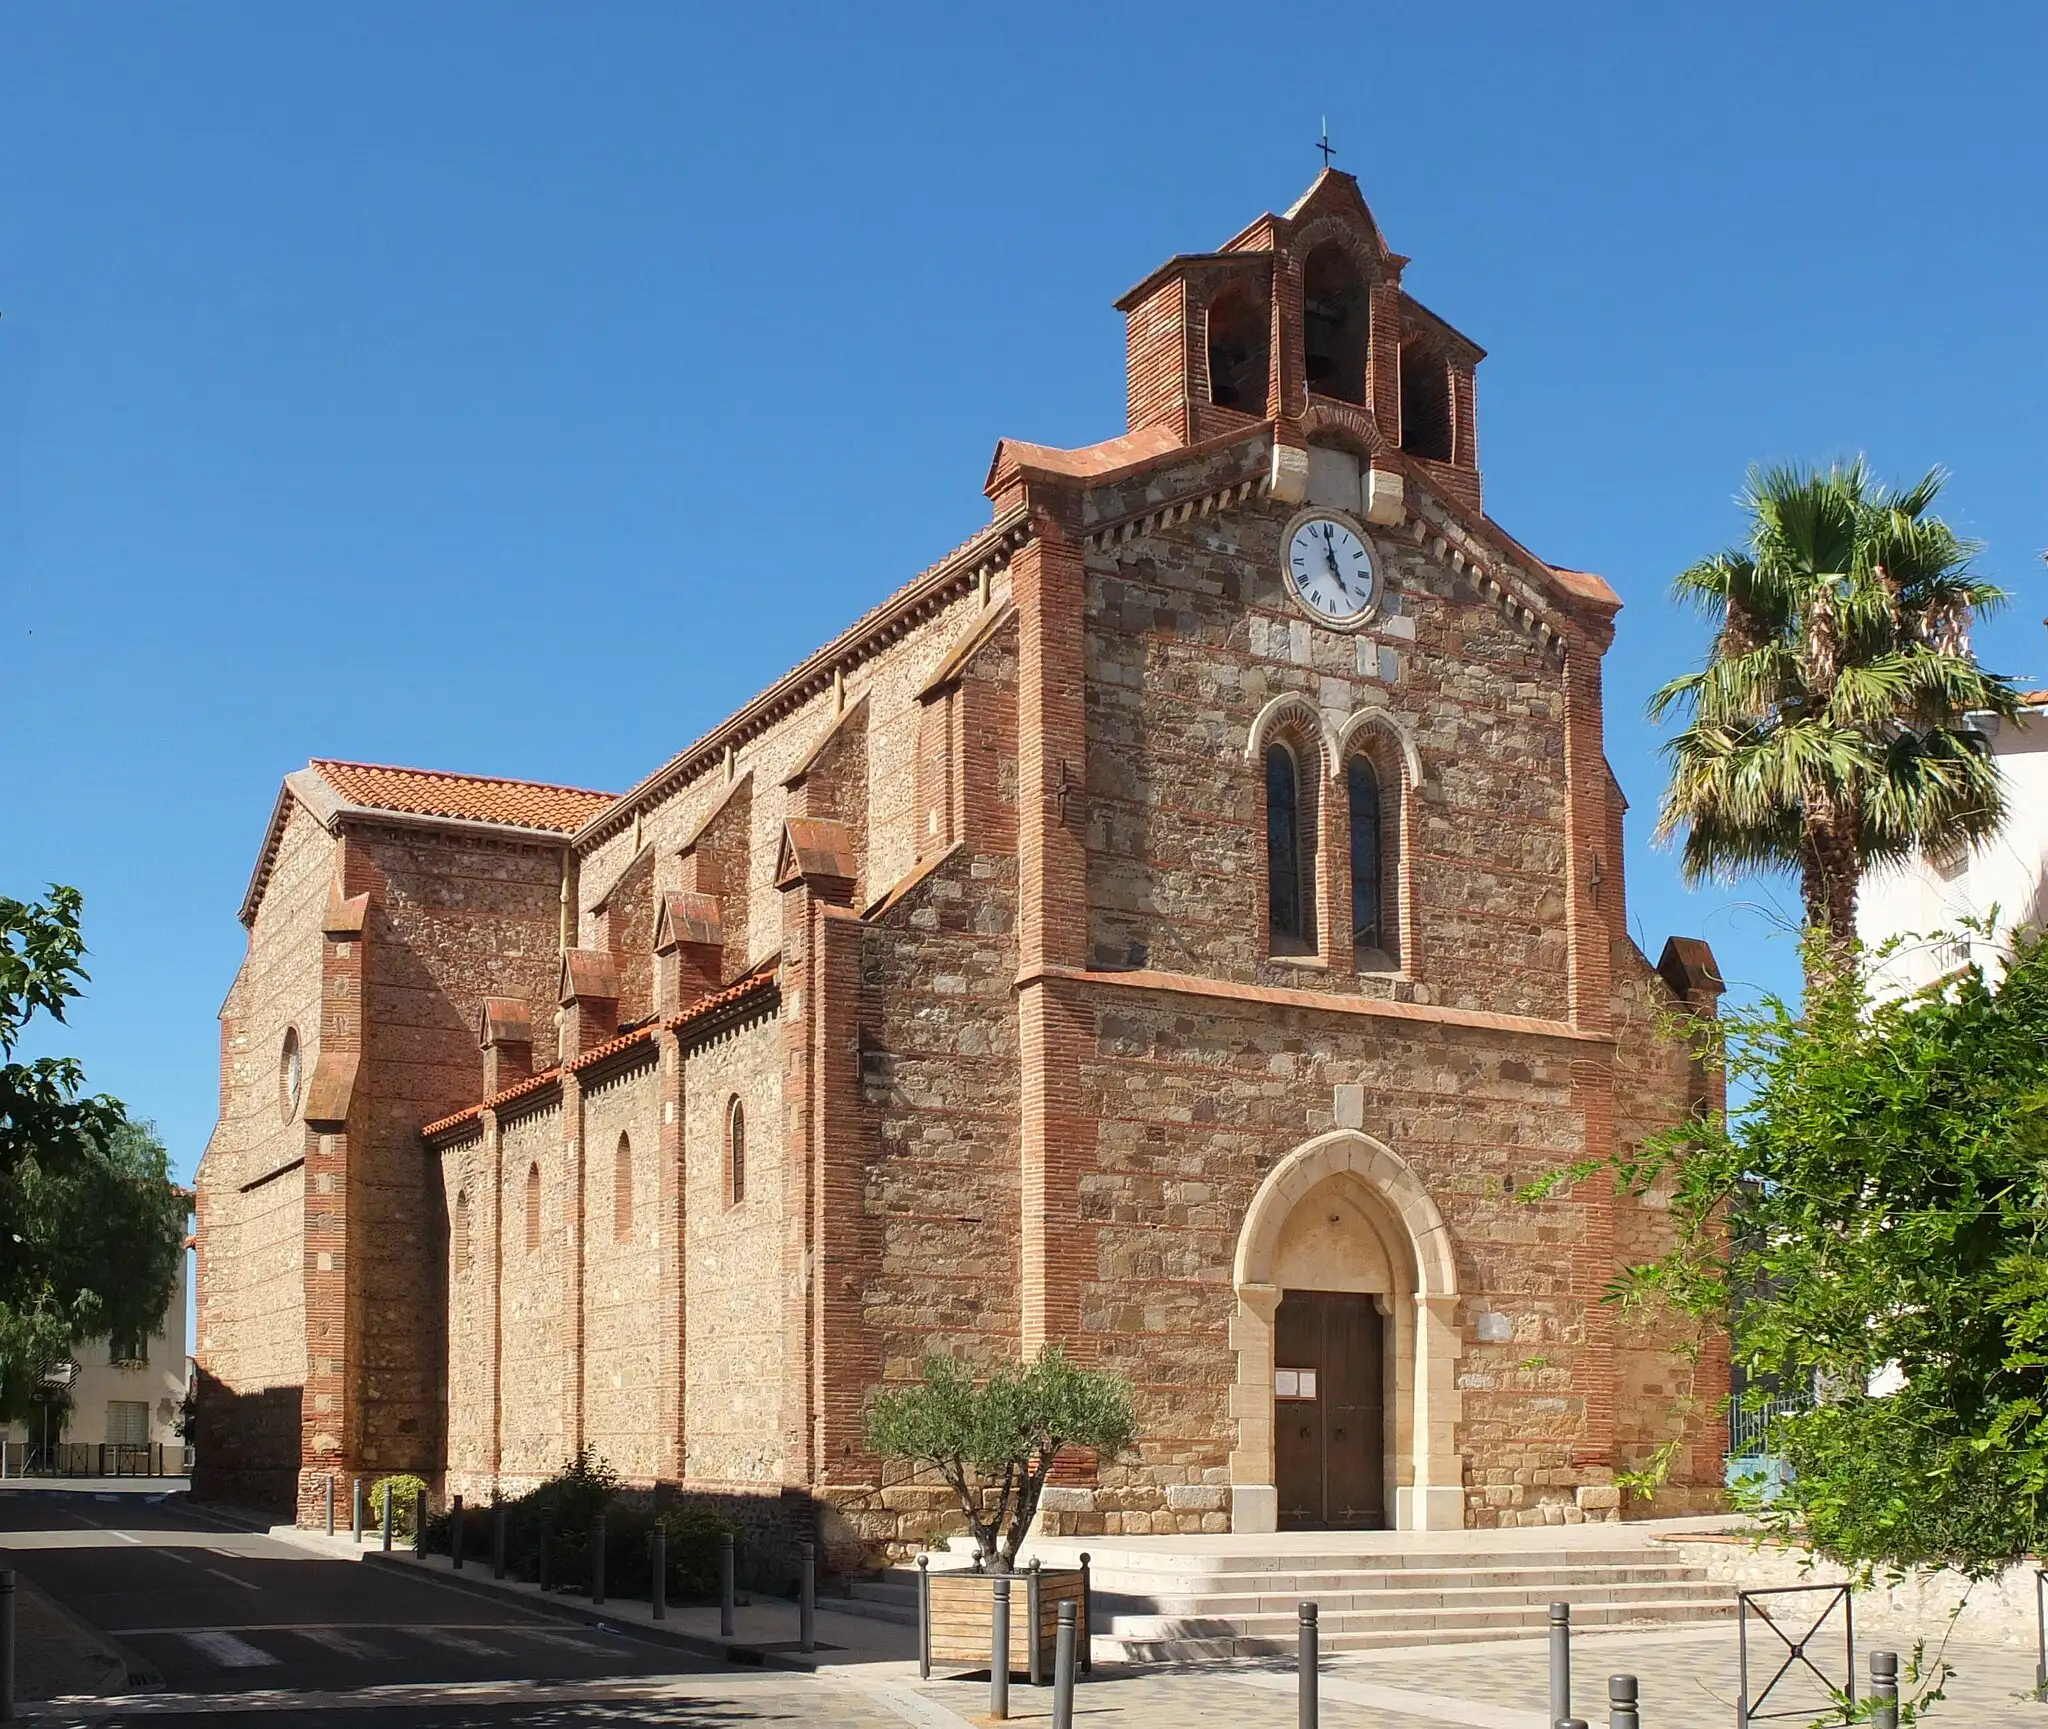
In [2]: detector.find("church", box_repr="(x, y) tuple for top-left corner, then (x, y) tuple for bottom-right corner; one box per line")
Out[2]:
(195, 170), (1728, 1549)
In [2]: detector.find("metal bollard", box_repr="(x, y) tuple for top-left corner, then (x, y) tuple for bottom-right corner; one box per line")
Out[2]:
(323, 1473), (335, 1537)
(2, 1566), (15, 1726)
(799, 1539), (816, 1654)
(351, 1477), (364, 1544)
(1548, 1601), (1572, 1728)
(651, 1526), (666, 1620)
(720, 1533), (736, 1638)
(591, 1517), (606, 1605)
(492, 1498), (506, 1580)
(1298, 1601), (1319, 1729)
(1080, 1550), (1092, 1675)
(1871, 1650), (1899, 1729)
(1027, 1559), (1044, 1686)
(451, 1495), (464, 1570)
(1560, 1721), (1589, 1729)
(1607, 1673), (1639, 1729)
(539, 1520), (553, 1593)
(990, 1572), (1011, 1720)
(1052, 1597), (1076, 1729)
(414, 1487), (428, 1559)
(917, 1554), (931, 1679)
(381, 1482), (394, 1553)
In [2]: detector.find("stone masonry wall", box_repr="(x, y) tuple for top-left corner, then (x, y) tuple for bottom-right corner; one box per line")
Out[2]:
(352, 823), (566, 1481)
(496, 1100), (571, 1485)
(439, 1131), (492, 1490)
(195, 796), (330, 1510)
(681, 1009), (786, 1487)
(1082, 475), (1570, 1019)
(578, 1059), (665, 1482)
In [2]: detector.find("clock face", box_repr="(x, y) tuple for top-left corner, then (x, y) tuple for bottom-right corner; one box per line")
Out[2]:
(1284, 513), (1378, 626)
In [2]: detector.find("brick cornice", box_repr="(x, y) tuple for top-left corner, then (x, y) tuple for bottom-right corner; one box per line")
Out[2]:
(1018, 964), (1615, 1045)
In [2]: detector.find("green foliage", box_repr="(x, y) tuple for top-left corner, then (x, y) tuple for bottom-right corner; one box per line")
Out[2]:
(1541, 927), (2048, 1577)
(423, 1450), (738, 1601)
(1, 887), (187, 1426)
(865, 1346), (1138, 1568)
(1649, 461), (2019, 967)
(366, 1473), (431, 1536)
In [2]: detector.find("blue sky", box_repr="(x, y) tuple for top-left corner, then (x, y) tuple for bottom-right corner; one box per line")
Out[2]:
(4, 3), (2043, 1186)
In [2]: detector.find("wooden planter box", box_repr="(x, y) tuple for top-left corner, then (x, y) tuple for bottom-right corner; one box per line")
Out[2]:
(920, 1564), (1089, 1681)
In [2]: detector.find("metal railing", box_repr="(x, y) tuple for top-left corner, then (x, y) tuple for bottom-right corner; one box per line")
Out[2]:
(0, 1441), (192, 1478)
(1728, 1395), (1808, 1458)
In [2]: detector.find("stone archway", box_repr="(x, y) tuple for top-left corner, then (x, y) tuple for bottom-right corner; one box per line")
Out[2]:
(1229, 1129), (1463, 1531)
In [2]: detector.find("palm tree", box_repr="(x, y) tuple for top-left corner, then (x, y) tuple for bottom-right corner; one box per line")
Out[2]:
(1650, 460), (2020, 977)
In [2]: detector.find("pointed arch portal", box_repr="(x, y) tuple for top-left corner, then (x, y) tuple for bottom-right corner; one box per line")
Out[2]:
(1229, 1128), (1465, 1530)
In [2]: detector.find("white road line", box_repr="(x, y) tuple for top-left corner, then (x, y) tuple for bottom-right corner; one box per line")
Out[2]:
(203, 1565), (261, 1590)
(289, 1628), (382, 1660)
(1232, 1666), (1551, 1729)
(13, 1670), (789, 1718)
(410, 1628), (506, 1657)
(176, 1630), (280, 1669)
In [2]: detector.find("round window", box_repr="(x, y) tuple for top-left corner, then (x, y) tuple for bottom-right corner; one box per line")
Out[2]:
(280, 1027), (303, 1121)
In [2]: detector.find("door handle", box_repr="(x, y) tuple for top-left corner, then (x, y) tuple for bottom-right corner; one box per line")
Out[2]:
(1334, 1428), (1347, 1441)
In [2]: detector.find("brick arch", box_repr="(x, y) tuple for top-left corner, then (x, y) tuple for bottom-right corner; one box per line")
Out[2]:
(1228, 1128), (1464, 1531)
(1334, 707), (1424, 787)
(1244, 693), (1335, 770)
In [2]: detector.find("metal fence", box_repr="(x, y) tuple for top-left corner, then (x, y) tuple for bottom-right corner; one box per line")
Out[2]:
(0, 1441), (193, 1478)
(1727, 1395), (1808, 1458)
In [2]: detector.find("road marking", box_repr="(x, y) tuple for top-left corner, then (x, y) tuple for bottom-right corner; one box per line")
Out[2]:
(204, 1565), (262, 1590)
(111, 1622), (565, 1636)
(521, 1627), (608, 1651)
(411, 1627), (506, 1656)
(290, 1628), (383, 1659)
(12, 1670), (783, 1717)
(176, 1630), (279, 1669)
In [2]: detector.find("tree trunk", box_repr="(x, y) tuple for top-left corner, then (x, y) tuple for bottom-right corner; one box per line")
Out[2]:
(1800, 833), (1861, 989)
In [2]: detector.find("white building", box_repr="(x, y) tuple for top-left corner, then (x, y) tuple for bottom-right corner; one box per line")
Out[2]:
(1858, 691), (2048, 994)
(3, 1240), (192, 1468)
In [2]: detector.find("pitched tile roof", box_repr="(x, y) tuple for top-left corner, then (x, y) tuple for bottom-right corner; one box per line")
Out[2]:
(421, 959), (781, 1141)
(311, 760), (616, 834)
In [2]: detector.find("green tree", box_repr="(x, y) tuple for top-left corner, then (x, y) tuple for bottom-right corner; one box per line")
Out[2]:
(1650, 460), (2020, 977)
(1, 887), (186, 1426)
(865, 1347), (1138, 1569)
(1569, 927), (2048, 1579)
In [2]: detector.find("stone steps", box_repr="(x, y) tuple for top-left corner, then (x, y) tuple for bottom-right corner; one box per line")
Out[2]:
(1099, 1577), (1729, 1619)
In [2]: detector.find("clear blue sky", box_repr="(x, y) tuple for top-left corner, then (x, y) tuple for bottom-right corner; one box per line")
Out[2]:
(4, 4), (2043, 1186)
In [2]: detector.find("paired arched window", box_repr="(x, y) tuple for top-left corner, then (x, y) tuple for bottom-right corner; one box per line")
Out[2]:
(1265, 741), (1317, 953)
(1206, 290), (1270, 413)
(1301, 243), (1370, 406)
(1348, 757), (1386, 958)
(524, 1162), (541, 1254)
(727, 1098), (746, 1206)
(613, 1133), (634, 1241)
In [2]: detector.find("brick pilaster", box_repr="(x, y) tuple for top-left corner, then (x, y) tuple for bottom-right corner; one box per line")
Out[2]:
(1014, 512), (1096, 1358)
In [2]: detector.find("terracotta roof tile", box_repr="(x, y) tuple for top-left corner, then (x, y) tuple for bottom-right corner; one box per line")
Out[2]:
(422, 959), (780, 1140)
(312, 760), (615, 834)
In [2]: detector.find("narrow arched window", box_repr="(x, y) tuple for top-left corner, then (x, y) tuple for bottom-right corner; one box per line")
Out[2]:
(1400, 344), (1453, 462)
(1266, 743), (1309, 950)
(1302, 243), (1370, 405)
(452, 1188), (472, 1279)
(1349, 758), (1384, 954)
(1206, 290), (1270, 413)
(613, 1133), (634, 1241)
(524, 1162), (541, 1254)
(727, 1098), (746, 1206)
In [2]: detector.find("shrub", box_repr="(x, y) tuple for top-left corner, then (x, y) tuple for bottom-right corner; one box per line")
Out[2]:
(364, 1473), (430, 1537)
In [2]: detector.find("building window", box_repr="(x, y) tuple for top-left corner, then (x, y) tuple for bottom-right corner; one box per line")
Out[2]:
(109, 1328), (148, 1368)
(106, 1400), (149, 1447)
(452, 1188), (471, 1278)
(727, 1099), (746, 1206)
(1349, 757), (1383, 953)
(280, 1027), (303, 1122)
(1206, 289), (1270, 413)
(1266, 741), (1318, 953)
(525, 1162), (541, 1254)
(1400, 345), (1453, 462)
(613, 1133), (634, 1241)
(1302, 243), (1370, 406)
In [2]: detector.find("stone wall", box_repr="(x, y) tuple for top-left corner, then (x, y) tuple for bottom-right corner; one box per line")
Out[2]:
(439, 1131), (493, 1491)
(194, 797), (329, 1511)
(496, 1099), (572, 1485)
(578, 1060), (664, 1482)
(681, 1011), (786, 1486)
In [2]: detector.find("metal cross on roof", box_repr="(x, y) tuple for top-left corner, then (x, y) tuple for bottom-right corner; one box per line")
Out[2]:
(1318, 118), (1335, 167)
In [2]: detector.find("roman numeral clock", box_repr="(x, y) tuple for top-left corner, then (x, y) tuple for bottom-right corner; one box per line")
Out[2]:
(1282, 507), (1381, 628)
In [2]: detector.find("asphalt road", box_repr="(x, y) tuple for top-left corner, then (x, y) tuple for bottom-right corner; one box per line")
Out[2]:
(0, 1494), (729, 1707)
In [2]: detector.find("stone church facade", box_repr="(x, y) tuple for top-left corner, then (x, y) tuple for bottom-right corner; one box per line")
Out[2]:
(196, 171), (1727, 1547)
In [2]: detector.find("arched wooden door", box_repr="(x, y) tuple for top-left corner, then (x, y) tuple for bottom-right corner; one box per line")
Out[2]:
(1274, 1289), (1387, 1529)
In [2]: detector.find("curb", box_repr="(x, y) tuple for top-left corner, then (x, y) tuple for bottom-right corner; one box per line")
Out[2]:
(358, 1550), (815, 1672)
(13, 1571), (163, 1698)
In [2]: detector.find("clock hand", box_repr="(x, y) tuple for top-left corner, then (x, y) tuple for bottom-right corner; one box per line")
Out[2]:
(1323, 541), (1354, 602)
